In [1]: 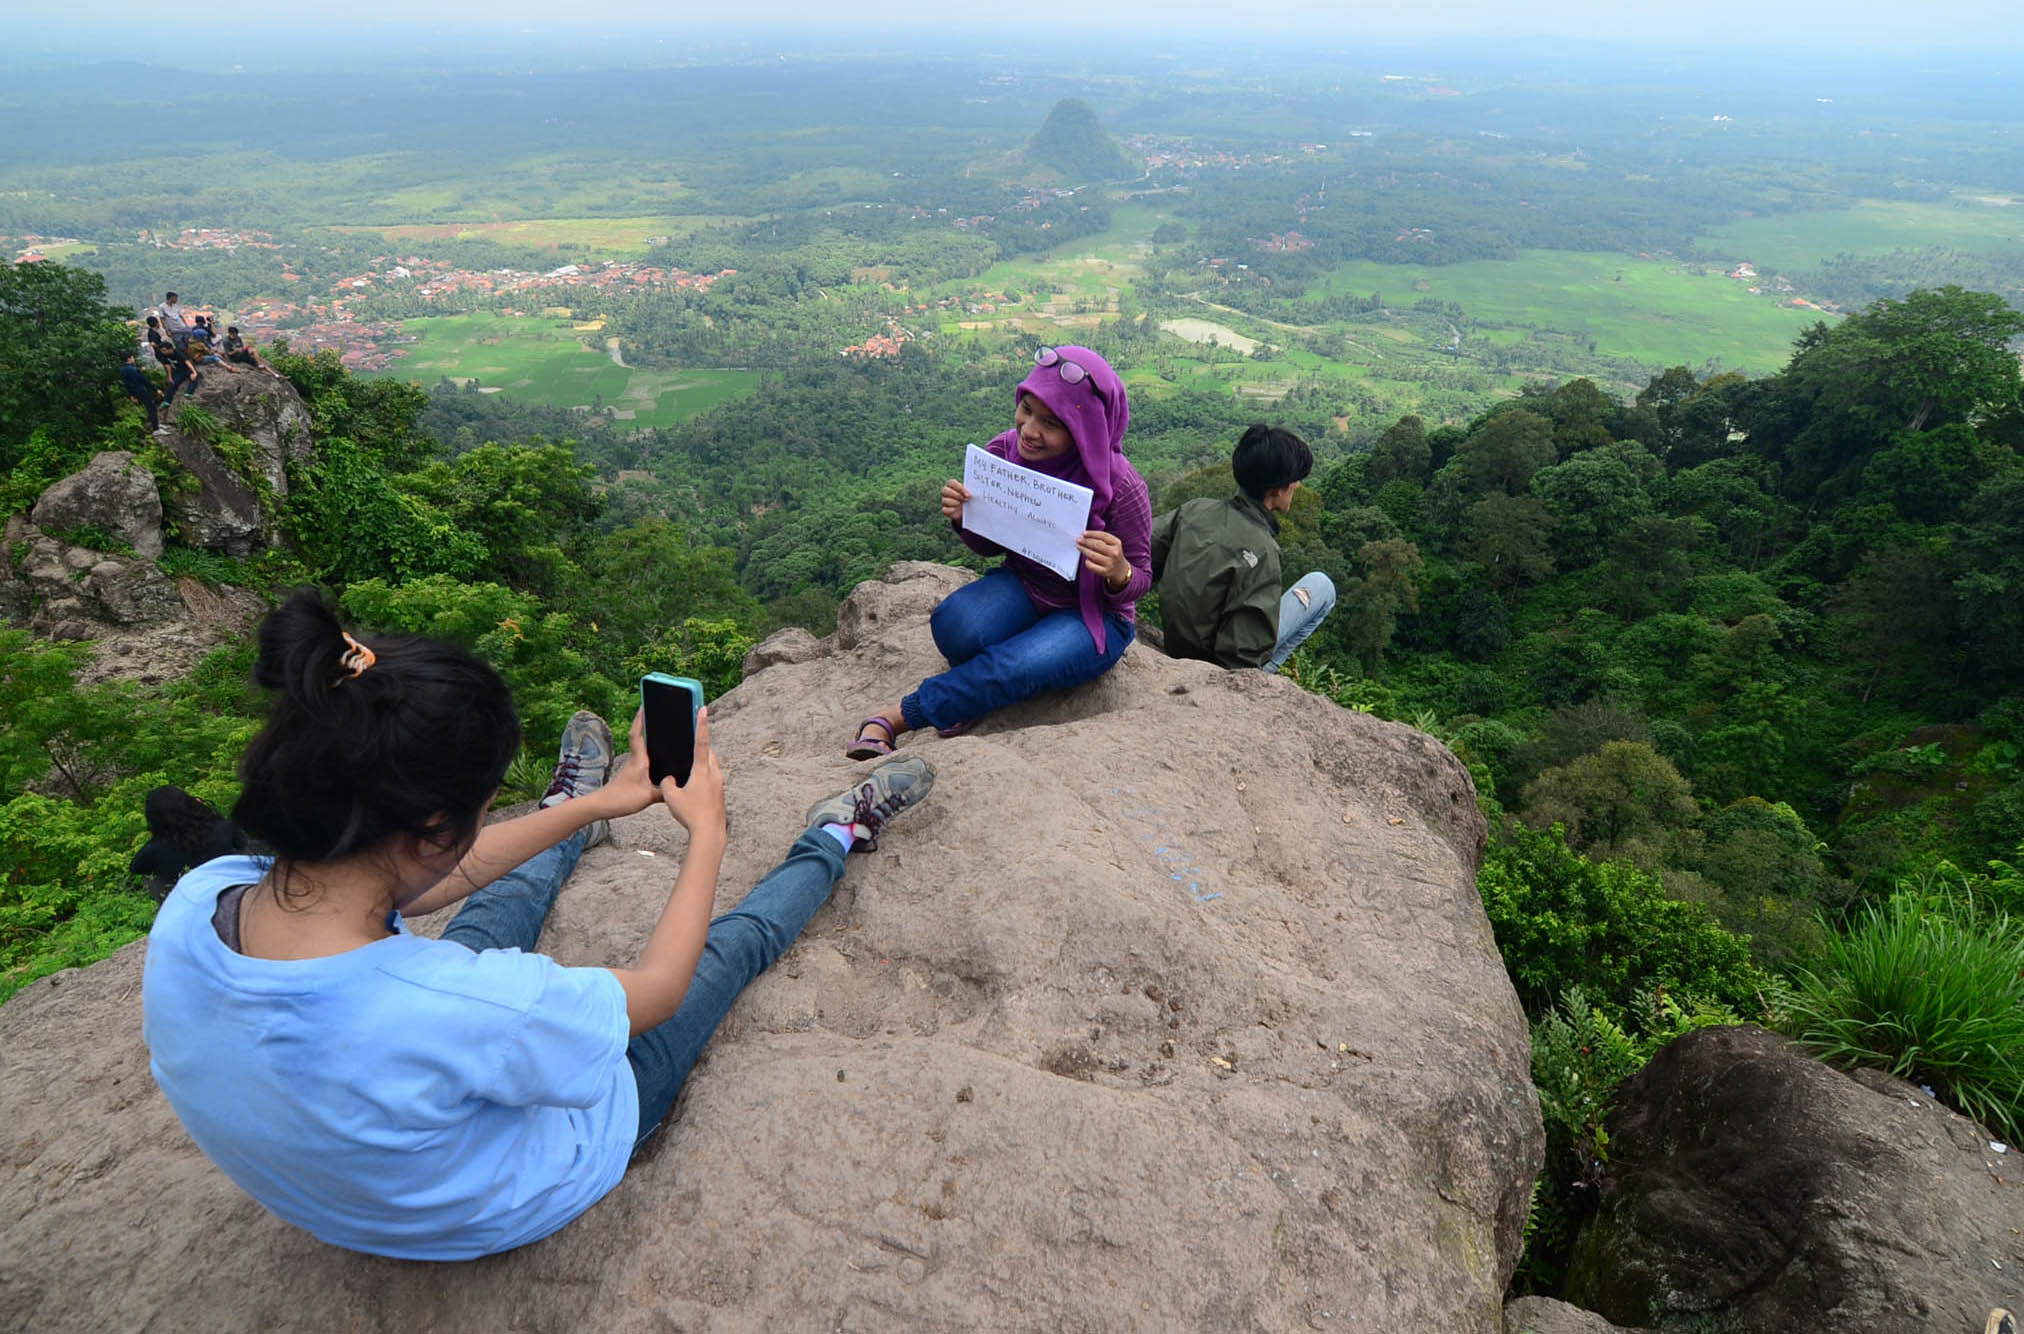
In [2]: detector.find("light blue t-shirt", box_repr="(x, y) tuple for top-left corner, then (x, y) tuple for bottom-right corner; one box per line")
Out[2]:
(142, 856), (638, 1260)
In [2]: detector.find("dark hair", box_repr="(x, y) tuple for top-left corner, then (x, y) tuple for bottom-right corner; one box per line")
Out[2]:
(165, 291), (178, 302)
(1231, 424), (1313, 500)
(233, 592), (520, 882)
(227, 325), (240, 335)
(146, 315), (159, 328)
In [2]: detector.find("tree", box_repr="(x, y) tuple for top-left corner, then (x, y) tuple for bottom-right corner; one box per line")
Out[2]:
(339, 576), (627, 754)
(401, 441), (602, 596)
(1860, 423), (2009, 525)
(1831, 546), (1958, 702)
(581, 518), (757, 653)
(1511, 701), (1654, 792)
(0, 261), (132, 463)
(1460, 493), (1556, 594)
(1599, 514), (1699, 619)
(1531, 442), (1659, 569)
(1520, 740), (1698, 860)
(1837, 286), (2024, 433)
(1521, 378), (1615, 457)
(274, 347), (437, 473)
(1632, 366), (1742, 468)
(1658, 458), (1787, 570)
(1336, 538), (1423, 669)
(1455, 408), (1556, 496)
(1367, 414), (1431, 486)
(1692, 797), (1842, 965)
(284, 436), (485, 586)
(1479, 823), (1765, 1019)
(1953, 472), (2024, 693)
(1757, 287), (2024, 501)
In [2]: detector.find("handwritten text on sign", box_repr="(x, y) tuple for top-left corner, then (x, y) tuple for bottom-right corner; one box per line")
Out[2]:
(961, 443), (1094, 581)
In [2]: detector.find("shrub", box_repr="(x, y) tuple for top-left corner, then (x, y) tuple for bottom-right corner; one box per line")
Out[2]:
(626, 617), (756, 703)
(0, 635), (257, 1002)
(1480, 823), (1769, 1018)
(1783, 882), (2024, 1142)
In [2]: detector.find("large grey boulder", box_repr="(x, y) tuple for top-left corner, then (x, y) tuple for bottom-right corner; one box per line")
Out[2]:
(181, 360), (315, 496)
(1563, 1024), (2024, 1332)
(28, 451), (164, 559)
(157, 367), (315, 554)
(0, 561), (1541, 1333)
(157, 428), (266, 554)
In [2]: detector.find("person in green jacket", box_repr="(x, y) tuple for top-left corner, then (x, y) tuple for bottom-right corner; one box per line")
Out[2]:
(1149, 424), (1334, 672)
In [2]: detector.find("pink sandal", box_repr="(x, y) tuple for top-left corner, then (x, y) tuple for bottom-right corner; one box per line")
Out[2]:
(845, 716), (897, 760)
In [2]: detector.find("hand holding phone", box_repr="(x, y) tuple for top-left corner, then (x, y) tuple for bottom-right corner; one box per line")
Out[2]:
(658, 706), (726, 841)
(640, 674), (704, 787)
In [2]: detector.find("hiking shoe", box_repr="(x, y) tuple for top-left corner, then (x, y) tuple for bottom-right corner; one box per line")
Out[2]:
(1989, 1311), (2016, 1334)
(543, 710), (615, 849)
(804, 754), (936, 853)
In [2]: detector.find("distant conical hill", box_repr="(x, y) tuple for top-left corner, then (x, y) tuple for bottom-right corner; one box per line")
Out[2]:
(1027, 98), (1137, 181)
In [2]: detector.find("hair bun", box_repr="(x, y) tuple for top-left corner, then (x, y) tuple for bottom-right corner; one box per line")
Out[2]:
(252, 590), (349, 701)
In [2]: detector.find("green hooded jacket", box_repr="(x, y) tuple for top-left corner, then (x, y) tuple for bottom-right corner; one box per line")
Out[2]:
(1149, 493), (1282, 669)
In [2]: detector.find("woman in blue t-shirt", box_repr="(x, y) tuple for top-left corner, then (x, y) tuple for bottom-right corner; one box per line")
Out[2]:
(142, 591), (935, 1260)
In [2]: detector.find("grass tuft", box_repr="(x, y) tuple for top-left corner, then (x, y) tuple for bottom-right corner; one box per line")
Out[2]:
(1783, 881), (2024, 1142)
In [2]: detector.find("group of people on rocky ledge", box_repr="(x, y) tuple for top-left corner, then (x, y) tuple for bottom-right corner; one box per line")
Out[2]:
(138, 343), (1344, 1262)
(119, 288), (277, 430)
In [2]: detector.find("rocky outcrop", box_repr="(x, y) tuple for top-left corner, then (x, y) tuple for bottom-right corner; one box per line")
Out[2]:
(2, 512), (182, 639)
(28, 450), (164, 559)
(178, 361), (315, 497)
(157, 366), (314, 554)
(1, 512), (265, 686)
(1, 371), (307, 679)
(1563, 1025), (2024, 1332)
(0, 562), (1541, 1333)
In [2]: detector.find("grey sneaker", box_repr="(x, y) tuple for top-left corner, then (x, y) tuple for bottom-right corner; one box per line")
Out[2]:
(543, 710), (615, 849)
(804, 754), (936, 852)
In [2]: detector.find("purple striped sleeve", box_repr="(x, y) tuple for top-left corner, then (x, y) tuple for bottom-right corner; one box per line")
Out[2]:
(1099, 463), (1154, 616)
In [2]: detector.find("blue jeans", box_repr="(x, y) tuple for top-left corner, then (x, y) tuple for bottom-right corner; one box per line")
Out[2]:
(1265, 571), (1336, 674)
(440, 830), (589, 954)
(443, 826), (847, 1153)
(900, 568), (1133, 732)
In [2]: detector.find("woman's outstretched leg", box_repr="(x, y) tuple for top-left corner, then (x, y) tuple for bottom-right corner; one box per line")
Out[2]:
(626, 754), (937, 1149)
(442, 711), (614, 954)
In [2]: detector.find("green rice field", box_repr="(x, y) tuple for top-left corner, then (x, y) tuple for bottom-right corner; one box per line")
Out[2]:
(380, 312), (759, 428)
(1310, 249), (1822, 371)
(1698, 197), (2024, 273)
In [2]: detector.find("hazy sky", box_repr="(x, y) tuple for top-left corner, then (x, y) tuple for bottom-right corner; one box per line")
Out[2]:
(30, 0), (2024, 48)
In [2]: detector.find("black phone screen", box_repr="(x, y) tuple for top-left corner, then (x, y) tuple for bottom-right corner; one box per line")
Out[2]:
(641, 678), (697, 787)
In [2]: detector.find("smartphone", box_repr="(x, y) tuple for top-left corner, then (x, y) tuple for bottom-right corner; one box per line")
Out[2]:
(639, 674), (704, 787)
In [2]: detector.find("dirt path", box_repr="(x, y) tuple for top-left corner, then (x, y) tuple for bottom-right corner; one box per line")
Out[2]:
(605, 337), (627, 368)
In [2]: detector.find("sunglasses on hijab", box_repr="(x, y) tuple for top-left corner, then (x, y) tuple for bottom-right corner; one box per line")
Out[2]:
(1033, 346), (1107, 405)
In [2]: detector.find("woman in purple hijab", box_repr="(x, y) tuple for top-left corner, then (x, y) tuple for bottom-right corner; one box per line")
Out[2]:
(847, 346), (1153, 757)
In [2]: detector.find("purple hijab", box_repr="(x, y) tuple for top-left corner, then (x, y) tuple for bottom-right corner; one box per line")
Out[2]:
(1009, 345), (1131, 654)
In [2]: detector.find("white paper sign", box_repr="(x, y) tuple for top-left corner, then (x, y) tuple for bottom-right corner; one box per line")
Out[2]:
(961, 443), (1094, 581)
